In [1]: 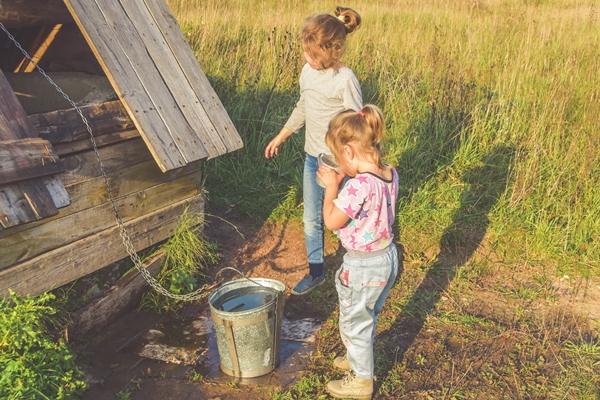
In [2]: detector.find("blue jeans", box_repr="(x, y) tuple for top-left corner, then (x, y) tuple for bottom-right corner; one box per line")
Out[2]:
(303, 154), (325, 265)
(335, 245), (399, 379)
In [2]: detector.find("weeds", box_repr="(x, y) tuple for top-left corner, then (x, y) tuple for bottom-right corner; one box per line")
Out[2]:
(139, 208), (220, 314)
(0, 291), (87, 399)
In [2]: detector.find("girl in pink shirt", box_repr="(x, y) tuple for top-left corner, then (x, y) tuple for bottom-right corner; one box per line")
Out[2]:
(317, 104), (400, 399)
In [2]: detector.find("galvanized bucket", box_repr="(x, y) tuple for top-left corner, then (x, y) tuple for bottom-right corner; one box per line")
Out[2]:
(208, 278), (285, 378)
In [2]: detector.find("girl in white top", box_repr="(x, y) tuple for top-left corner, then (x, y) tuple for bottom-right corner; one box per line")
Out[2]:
(265, 7), (363, 295)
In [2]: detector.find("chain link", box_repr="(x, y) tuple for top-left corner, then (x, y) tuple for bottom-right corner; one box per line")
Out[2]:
(1, 23), (215, 301)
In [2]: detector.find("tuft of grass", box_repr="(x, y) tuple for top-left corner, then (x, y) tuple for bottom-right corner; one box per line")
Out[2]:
(267, 185), (303, 223)
(139, 208), (220, 314)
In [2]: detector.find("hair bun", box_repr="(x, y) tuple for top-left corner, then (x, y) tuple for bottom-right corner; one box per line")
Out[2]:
(334, 6), (361, 33)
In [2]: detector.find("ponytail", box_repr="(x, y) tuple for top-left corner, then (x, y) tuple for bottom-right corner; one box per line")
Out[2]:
(326, 104), (386, 169)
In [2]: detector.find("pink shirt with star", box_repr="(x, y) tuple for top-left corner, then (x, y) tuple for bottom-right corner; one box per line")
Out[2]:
(333, 168), (399, 252)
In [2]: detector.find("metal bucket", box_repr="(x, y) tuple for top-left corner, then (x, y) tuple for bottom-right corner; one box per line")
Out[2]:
(208, 278), (285, 378)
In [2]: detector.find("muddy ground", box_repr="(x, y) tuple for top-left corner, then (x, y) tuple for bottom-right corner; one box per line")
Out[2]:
(77, 210), (344, 400)
(75, 209), (600, 399)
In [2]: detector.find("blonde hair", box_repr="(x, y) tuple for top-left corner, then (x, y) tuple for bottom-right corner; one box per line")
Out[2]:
(302, 6), (361, 69)
(325, 105), (386, 168)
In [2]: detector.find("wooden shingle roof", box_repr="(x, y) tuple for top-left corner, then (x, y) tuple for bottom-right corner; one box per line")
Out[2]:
(62, 0), (242, 172)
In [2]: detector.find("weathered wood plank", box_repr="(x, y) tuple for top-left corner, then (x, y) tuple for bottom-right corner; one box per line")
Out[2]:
(0, 68), (36, 140)
(29, 100), (134, 144)
(0, 158), (201, 239)
(0, 193), (204, 297)
(53, 129), (140, 157)
(71, 251), (165, 339)
(0, 175), (70, 228)
(0, 138), (64, 185)
(63, 0), (197, 171)
(0, 171), (202, 267)
(93, 0), (210, 163)
(145, 0), (242, 154)
(17, 178), (58, 220)
(43, 175), (70, 208)
(60, 137), (153, 186)
(0, 0), (73, 28)
(0, 184), (36, 227)
(0, 69), (66, 226)
(121, 0), (223, 158)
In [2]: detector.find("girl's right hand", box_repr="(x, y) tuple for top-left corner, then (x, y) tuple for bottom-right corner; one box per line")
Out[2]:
(265, 136), (285, 158)
(265, 127), (294, 158)
(317, 165), (344, 188)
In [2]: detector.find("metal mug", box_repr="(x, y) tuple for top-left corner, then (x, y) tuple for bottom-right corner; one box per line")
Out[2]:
(316, 153), (341, 188)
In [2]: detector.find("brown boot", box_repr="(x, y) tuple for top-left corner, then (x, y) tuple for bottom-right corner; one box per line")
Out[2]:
(333, 354), (350, 371)
(326, 371), (373, 399)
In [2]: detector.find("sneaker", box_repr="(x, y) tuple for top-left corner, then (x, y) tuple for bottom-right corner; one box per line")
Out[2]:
(333, 354), (350, 371)
(291, 274), (325, 295)
(326, 371), (373, 399)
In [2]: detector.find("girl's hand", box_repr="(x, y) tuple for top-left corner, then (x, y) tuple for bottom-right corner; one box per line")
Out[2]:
(265, 127), (294, 158)
(317, 165), (344, 188)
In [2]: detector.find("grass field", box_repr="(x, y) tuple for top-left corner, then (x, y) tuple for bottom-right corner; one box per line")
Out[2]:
(165, 0), (600, 397)
(169, 0), (599, 278)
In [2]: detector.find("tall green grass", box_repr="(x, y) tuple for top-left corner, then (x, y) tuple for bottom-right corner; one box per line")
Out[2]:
(168, 0), (600, 277)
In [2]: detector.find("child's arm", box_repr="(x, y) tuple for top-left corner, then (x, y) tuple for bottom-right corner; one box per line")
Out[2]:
(318, 166), (350, 230)
(265, 127), (294, 158)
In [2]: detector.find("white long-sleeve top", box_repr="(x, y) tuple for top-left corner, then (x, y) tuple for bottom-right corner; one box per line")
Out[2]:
(284, 63), (363, 157)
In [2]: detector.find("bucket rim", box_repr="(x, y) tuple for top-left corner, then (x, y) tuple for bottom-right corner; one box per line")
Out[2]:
(208, 277), (285, 316)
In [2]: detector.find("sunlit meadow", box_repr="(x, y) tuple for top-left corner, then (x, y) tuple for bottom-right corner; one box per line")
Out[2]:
(168, 0), (600, 277)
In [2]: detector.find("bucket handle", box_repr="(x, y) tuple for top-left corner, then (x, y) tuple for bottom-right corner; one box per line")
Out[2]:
(211, 267), (279, 293)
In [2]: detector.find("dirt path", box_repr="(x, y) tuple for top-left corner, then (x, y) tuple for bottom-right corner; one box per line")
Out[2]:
(79, 211), (343, 400)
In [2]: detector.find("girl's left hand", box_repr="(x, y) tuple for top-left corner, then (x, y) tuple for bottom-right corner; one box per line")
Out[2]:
(317, 165), (343, 188)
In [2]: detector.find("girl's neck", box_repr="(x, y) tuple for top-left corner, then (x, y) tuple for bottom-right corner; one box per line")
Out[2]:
(356, 160), (391, 180)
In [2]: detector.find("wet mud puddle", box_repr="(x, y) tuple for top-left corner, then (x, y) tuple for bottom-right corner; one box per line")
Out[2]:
(80, 305), (324, 398)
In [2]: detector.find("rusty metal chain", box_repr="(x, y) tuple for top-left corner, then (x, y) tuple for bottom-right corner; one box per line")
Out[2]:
(1, 22), (219, 301)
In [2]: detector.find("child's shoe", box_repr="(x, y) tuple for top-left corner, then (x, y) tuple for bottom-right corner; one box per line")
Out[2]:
(333, 353), (350, 371)
(326, 371), (373, 399)
(291, 274), (325, 295)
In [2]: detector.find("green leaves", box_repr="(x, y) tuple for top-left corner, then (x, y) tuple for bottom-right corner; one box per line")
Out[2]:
(0, 291), (87, 399)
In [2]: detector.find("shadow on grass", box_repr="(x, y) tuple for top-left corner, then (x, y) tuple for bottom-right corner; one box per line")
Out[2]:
(376, 144), (515, 395)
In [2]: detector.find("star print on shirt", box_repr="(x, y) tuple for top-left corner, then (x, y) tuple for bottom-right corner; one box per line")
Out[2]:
(343, 204), (355, 216)
(362, 230), (374, 242)
(357, 207), (369, 220)
(346, 185), (359, 197)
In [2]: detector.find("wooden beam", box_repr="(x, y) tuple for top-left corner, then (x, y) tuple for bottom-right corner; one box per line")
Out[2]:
(29, 100), (135, 145)
(0, 0), (74, 28)
(59, 137), (154, 186)
(0, 68), (37, 140)
(71, 251), (165, 339)
(0, 138), (64, 185)
(0, 193), (204, 298)
(52, 129), (140, 157)
(0, 171), (202, 268)
(0, 159), (202, 239)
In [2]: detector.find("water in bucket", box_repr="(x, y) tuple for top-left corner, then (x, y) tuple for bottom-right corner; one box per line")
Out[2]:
(214, 287), (275, 313)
